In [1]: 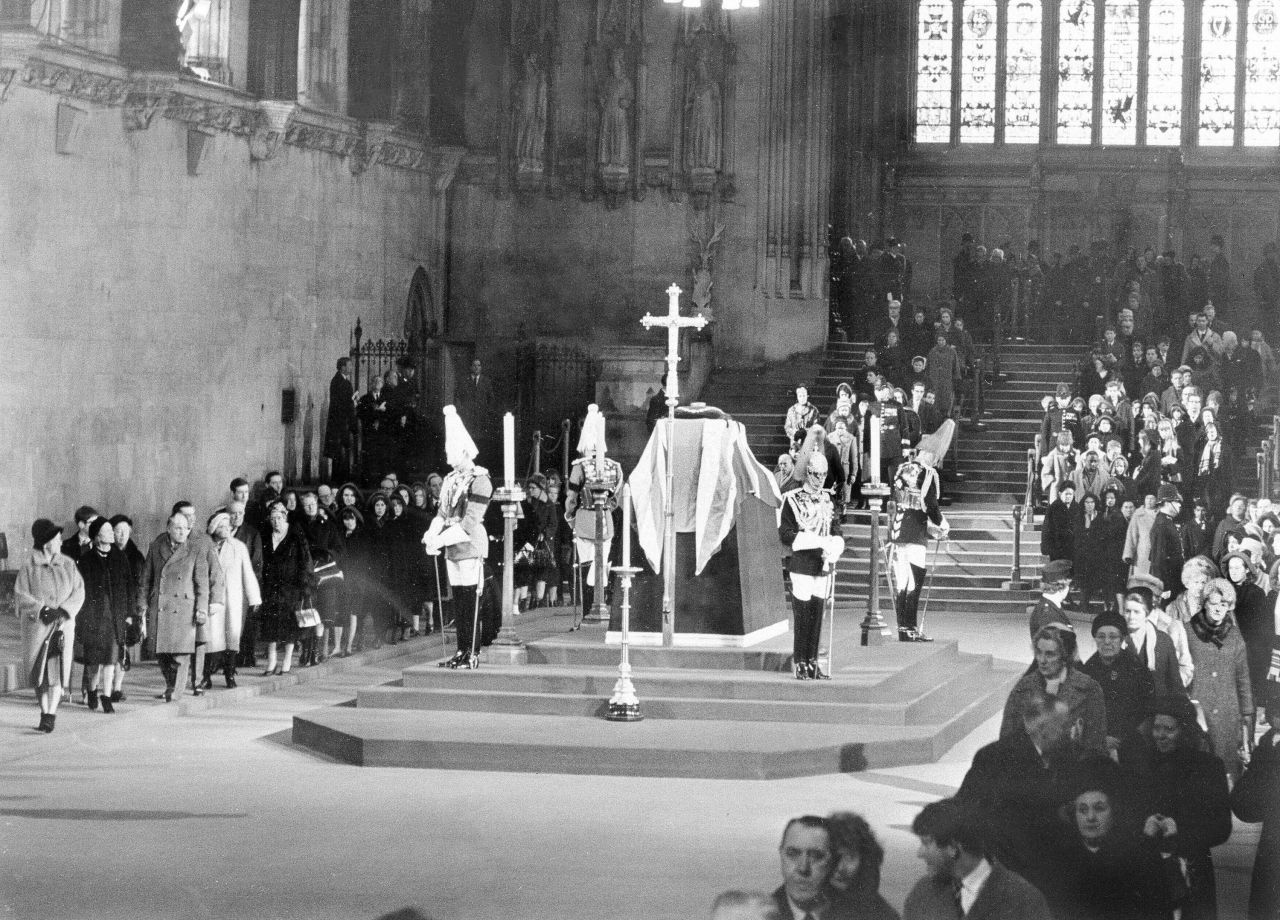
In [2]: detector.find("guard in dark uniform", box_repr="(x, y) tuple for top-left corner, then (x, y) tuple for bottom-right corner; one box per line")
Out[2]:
(888, 448), (948, 642)
(863, 380), (905, 485)
(778, 454), (845, 679)
(565, 404), (623, 623)
(423, 405), (493, 669)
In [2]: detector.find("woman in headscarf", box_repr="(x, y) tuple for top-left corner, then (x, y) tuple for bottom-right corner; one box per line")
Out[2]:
(74, 516), (134, 713)
(1121, 694), (1232, 920)
(14, 519), (84, 732)
(206, 508), (261, 688)
(363, 491), (396, 648)
(1187, 577), (1254, 779)
(1196, 420), (1230, 515)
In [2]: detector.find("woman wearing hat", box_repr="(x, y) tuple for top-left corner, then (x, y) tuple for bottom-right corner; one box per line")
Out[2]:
(74, 517), (135, 713)
(334, 505), (369, 655)
(1055, 764), (1175, 920)
(1079, 607), (1154, 754)
(14, 519), (85, 732)
(207, 508), (261, 688)
(1187, 578), (1255, 779)
(258, 500), (314, 676)
(363, 491), (395, 648)
(1121, 695), (1232, 920)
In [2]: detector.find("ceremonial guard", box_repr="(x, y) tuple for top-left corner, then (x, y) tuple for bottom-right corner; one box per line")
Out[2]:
(778, 453), (845, 679)
(424, 405), (493, 669)
(888, 437), (950, 642)
(863, 380), (905, 485)
(565, 405), (623, 622)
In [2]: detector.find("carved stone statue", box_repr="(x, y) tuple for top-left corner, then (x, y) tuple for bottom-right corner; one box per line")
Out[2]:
(596, 48), (632, 169)
(685, 49), (721, 172)
(515, 52), (548, 171)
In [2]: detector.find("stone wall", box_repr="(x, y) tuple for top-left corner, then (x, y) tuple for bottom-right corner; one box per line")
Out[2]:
(0, 60), (451, 552)
(448, 0), (837, 369)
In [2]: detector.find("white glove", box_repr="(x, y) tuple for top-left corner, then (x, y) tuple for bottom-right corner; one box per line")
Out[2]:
(822, 535), (845, 564)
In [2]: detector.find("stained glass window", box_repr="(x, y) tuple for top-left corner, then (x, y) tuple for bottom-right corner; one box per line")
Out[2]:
(1057, 0), (1095, 143)
(1146, 0), (1184, 145)
(1006, 0), (1043, 142)
(1244, 0), (1280, 145)
(1100, 1), (1139, 143)
(1199, 0), (1238, 145)
(916, 0), (954, 143)
(960, 0), (999, 141)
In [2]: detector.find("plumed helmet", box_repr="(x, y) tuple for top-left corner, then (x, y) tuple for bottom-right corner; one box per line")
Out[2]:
(442, 405), (479, 467)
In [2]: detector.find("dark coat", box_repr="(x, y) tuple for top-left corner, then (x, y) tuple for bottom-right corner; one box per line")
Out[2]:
(1121, 738), (1232, 920)
(1242, 586), (1276, 705)
(1040, 498), (1078, 561)
(1054, 831), (1173, 920)
(1073, 511), (1111, 584)
(1148, 512), (1184, 600)
(1126, 625), (1185, 698)
(259, 527), (313, 643)
(324, 371), (356, 458)
(1079, 650), (1154, 745)
(770, 884), (893, 920)
(902, 862), (1051, 920)
(75, 547), (136, 666)
(957, 732), (1085, 900)
(1231, 728), (1280, 920)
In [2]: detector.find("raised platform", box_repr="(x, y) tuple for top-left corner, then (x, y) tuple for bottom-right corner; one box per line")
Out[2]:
(291, 632), (1021, 779)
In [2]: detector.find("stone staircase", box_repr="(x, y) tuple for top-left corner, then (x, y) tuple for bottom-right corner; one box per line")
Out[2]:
(702, 340), (1090, 619)
(293, 630), (1021, 778)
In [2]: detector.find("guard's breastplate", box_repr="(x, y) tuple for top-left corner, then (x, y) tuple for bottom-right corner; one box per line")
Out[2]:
(787, 489), (833, 536)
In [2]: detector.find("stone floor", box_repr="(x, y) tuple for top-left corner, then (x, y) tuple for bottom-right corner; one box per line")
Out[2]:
(0, 603), (1261, 920)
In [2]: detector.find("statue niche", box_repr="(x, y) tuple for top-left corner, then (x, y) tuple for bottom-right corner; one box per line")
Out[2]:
(684, 47), (722, 177)
(674, 25), (731, 210)
(596, 46), (634, 192)
(514, 51), (549, 190)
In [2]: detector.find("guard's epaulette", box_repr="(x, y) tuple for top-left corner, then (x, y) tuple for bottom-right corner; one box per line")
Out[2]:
(471, 464), (490, 476)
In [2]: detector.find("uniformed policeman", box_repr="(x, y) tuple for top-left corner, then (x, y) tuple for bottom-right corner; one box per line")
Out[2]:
(565, 404), (623, 623)
(863, 379), (905, 485)
(778, 453), (845, 679)
(887, 448), (949, 642)
(423, 405), (494, 669)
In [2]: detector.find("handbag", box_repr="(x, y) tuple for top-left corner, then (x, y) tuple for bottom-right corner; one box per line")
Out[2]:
(47, 627), (64, 658)
(295, 606), (322, 629)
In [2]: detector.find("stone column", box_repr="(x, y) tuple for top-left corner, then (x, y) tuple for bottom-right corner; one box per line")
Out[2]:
(393, 0), (430, 134)
(297, 0), (349, 113)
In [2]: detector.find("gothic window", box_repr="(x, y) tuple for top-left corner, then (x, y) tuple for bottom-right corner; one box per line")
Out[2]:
(302, 0), (345, 111)
(1005, 0), (1043, 142)
(915, 0), (954, 143)
(1057, 0), (1095, 143)
(1100, 0), (1139, 144)
(1244, 0), (1280, 145)
(961, 0), (999, 141)
(182, 0), (233, 85)
(1146, 0), (1184, 145)
(1199, 0), (1238, 145)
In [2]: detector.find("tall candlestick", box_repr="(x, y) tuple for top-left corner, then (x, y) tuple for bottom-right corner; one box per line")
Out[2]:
(870, 413), (882, 486)
(622, 477), (631, 569)
(503, 412), (515, 487)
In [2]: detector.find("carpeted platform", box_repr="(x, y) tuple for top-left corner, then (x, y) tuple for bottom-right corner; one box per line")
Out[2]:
(292, 635), (1022, 778)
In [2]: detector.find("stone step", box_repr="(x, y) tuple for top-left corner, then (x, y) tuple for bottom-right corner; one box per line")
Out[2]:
(357, 656), (996, 726)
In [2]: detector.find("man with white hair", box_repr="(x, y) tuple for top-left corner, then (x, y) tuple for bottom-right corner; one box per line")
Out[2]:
(779, 453), (845, 679)
(424, 405), (494, 669)
(564, 404), (624, 625)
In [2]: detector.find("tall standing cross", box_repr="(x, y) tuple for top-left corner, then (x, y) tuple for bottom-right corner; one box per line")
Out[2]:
(640, 283), (708, 646)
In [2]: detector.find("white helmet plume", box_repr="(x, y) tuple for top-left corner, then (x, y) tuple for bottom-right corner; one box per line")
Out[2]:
(442, 404), (479, 466)
(575, 404), (608, 456)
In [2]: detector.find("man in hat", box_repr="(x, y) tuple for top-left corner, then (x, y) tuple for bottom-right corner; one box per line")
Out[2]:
(565, 404), (623, 624)
(1149, 484), (1185, 600)
(143, 511), (209, 702)
(1040, 482), (1078, 565)
(1129, 572), (1194, 689)
(863, 379), (905, 485)
(424, 405), (494, 669)
(1029, 559), (1074, 640)
(388, 355), (422, 476)
(779, 453), (844, 678)
(1207, 234), (1231, 314)
(1039, 384), (1075, 455)
(888, 448), (948, 642)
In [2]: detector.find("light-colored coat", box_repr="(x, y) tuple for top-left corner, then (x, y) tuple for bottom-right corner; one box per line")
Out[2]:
(143, 534), (210, 655)
(14, 550), (85, 686)
(212, 536), (261, 652)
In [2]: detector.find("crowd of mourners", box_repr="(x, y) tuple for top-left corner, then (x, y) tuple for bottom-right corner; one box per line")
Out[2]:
(14, 464), (583, 730)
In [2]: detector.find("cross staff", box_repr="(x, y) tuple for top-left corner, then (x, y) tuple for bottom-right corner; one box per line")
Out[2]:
(640, 283), (708, 647)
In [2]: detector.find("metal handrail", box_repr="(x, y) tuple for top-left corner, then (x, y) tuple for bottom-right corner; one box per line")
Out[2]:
(967, 357), (986, 428)
(1023, 445), (1037, 519)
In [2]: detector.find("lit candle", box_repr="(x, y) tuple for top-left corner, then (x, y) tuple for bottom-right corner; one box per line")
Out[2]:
(503, 413), (515, 488)
(870, 413), (881, 486)
(621, 481), (631, 569)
